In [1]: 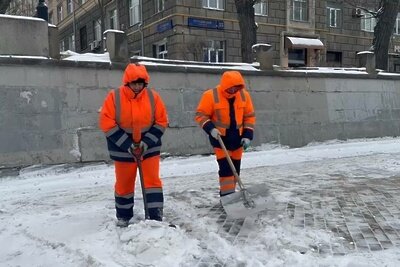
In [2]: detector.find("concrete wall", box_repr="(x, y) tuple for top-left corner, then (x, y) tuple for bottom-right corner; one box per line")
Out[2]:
(0, 15), (49, 57)
(1, 58), (400, 168)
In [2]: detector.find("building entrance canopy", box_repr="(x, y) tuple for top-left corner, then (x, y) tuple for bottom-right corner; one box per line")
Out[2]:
(286, 37), (324, 50)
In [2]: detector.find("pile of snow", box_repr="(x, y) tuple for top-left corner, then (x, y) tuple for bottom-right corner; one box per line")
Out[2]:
(61, 50), (111, 63)
(1, 137), (400, 266)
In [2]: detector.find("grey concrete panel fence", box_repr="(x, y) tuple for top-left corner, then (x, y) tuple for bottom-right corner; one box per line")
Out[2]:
(1, 58), (400, 168)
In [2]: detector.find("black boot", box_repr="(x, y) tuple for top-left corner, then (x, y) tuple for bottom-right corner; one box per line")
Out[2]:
(116, 218), (129, 227)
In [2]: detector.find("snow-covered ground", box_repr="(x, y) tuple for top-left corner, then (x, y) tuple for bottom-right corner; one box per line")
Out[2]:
(1, 137), (400, 267)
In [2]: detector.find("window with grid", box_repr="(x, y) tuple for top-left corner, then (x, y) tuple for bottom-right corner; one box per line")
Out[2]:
(94, 20), (102, 41)
(109, 9), (118, 29)
(203, 40), (225, 63)
(202, 0), (224, 10)
(327, 7), (340, 27)
(49, 11), (53, 24)
(288, 49), (306, 67)
(57, 4), (63, 23)
(361, 10), (376, 32)
(292, 0), (308, 21)
(254, 0), (268, 16)
(67, 0), (73, 15)
(153, 40), (168, 59)
(68, 33), (75, 51)
(129, 0), (140, 26)
(394, 13), (400, 35)
(60, 40), (65, 52)
(155, 0), (165, 13)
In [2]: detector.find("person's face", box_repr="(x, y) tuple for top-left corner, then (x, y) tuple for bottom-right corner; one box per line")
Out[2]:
(128, 81), (145, 93)
(225, 85), (243, 95)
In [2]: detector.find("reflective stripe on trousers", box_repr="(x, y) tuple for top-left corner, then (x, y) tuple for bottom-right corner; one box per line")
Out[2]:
(213, 147), (243, 196)
(114, 156), (163, 220)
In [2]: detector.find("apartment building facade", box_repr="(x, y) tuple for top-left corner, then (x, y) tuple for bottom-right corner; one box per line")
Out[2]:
(42, 0), (400, 71)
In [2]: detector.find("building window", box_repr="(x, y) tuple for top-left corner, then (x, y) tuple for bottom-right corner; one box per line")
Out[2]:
(109, 9), (118, 29)
(60, 40), (65, 52)
(394, 64), (400, 73)
(48, 11), (53, 24)
(68, 33), (75, 51)
(326, 51), (342, 66)
(361, 10), (376, 32)
(67, 0), (73, 15)
(153, 40), (168, 59)
(202, 0), (224, 10)
(254, 0), (268, 16)
(288, 49), (306, 67)
(394, 13), (400, 35)
(155, 0), (165, 13)
(129, 0), (140, 26)
(132, 50), (142, 56)
(94, 20), (102, 41)
(328, 7), (340, 27)
(203, 40), (225, 63)
(80, 26), (87, 50)
(292, 0), (308, 21)
(57, 4), (63, 23)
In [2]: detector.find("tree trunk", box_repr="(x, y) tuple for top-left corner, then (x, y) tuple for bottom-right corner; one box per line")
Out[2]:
(373, 0), (400, 70)
(234, 0), (257, 63)
(0, 0), (12, 14)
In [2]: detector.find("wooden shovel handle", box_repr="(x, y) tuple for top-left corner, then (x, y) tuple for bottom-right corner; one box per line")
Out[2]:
(216, 135), (246, 190)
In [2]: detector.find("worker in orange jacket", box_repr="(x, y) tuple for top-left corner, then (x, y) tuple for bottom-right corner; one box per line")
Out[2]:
(195, 71), (256, 197)
(99, 63), (168, 227)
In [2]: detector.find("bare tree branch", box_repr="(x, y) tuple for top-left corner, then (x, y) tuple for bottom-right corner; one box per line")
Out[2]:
(0, 0), (13, 14)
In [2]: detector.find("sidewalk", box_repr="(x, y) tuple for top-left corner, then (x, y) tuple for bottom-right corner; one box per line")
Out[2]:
(1, 138), (400, 266)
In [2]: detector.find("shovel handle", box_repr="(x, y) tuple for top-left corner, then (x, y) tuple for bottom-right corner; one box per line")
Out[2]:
(216, 135), (246, 190)
(132, 143), (149, 220)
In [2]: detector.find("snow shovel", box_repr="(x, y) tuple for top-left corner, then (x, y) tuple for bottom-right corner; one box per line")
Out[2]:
(217, 135), (273, 219)
(132, 144), (149, 220)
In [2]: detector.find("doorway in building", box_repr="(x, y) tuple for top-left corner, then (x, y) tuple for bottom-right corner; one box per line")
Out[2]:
(288, 48), (306, 67)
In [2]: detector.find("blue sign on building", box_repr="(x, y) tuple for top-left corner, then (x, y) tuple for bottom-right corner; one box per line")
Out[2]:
(157, 20), (173, 33)
(188, 17), (224, 30)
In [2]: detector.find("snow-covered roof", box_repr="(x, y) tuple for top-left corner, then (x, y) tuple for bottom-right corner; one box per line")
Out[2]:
(357, 51), (374, 55)
(54, 51), (400, 76)
(104, 29), (125, 35)
(0, 14), (45, 22)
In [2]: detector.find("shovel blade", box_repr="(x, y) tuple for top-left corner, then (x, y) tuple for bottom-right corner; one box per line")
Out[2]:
(220, 184), (274, 219)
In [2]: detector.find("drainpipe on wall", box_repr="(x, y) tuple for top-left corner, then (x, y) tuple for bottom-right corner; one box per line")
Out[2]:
(139, 0), (144, 56)
(72, 3), (76, 51)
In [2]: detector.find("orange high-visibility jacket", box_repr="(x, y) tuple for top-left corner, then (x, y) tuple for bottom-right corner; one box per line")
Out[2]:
(99, 64), (168, 162)
(195, 71), (256, 139)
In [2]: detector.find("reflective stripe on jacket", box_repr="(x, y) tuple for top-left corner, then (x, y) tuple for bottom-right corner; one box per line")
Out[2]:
(99, 86), (168, 162)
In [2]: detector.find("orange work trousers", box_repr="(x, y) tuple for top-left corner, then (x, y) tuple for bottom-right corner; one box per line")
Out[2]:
(114, 155), (162, 195)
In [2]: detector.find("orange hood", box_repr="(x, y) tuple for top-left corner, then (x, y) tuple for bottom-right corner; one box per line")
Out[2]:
(122, 63), (150, 85)
(217, 71), (245, 98)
